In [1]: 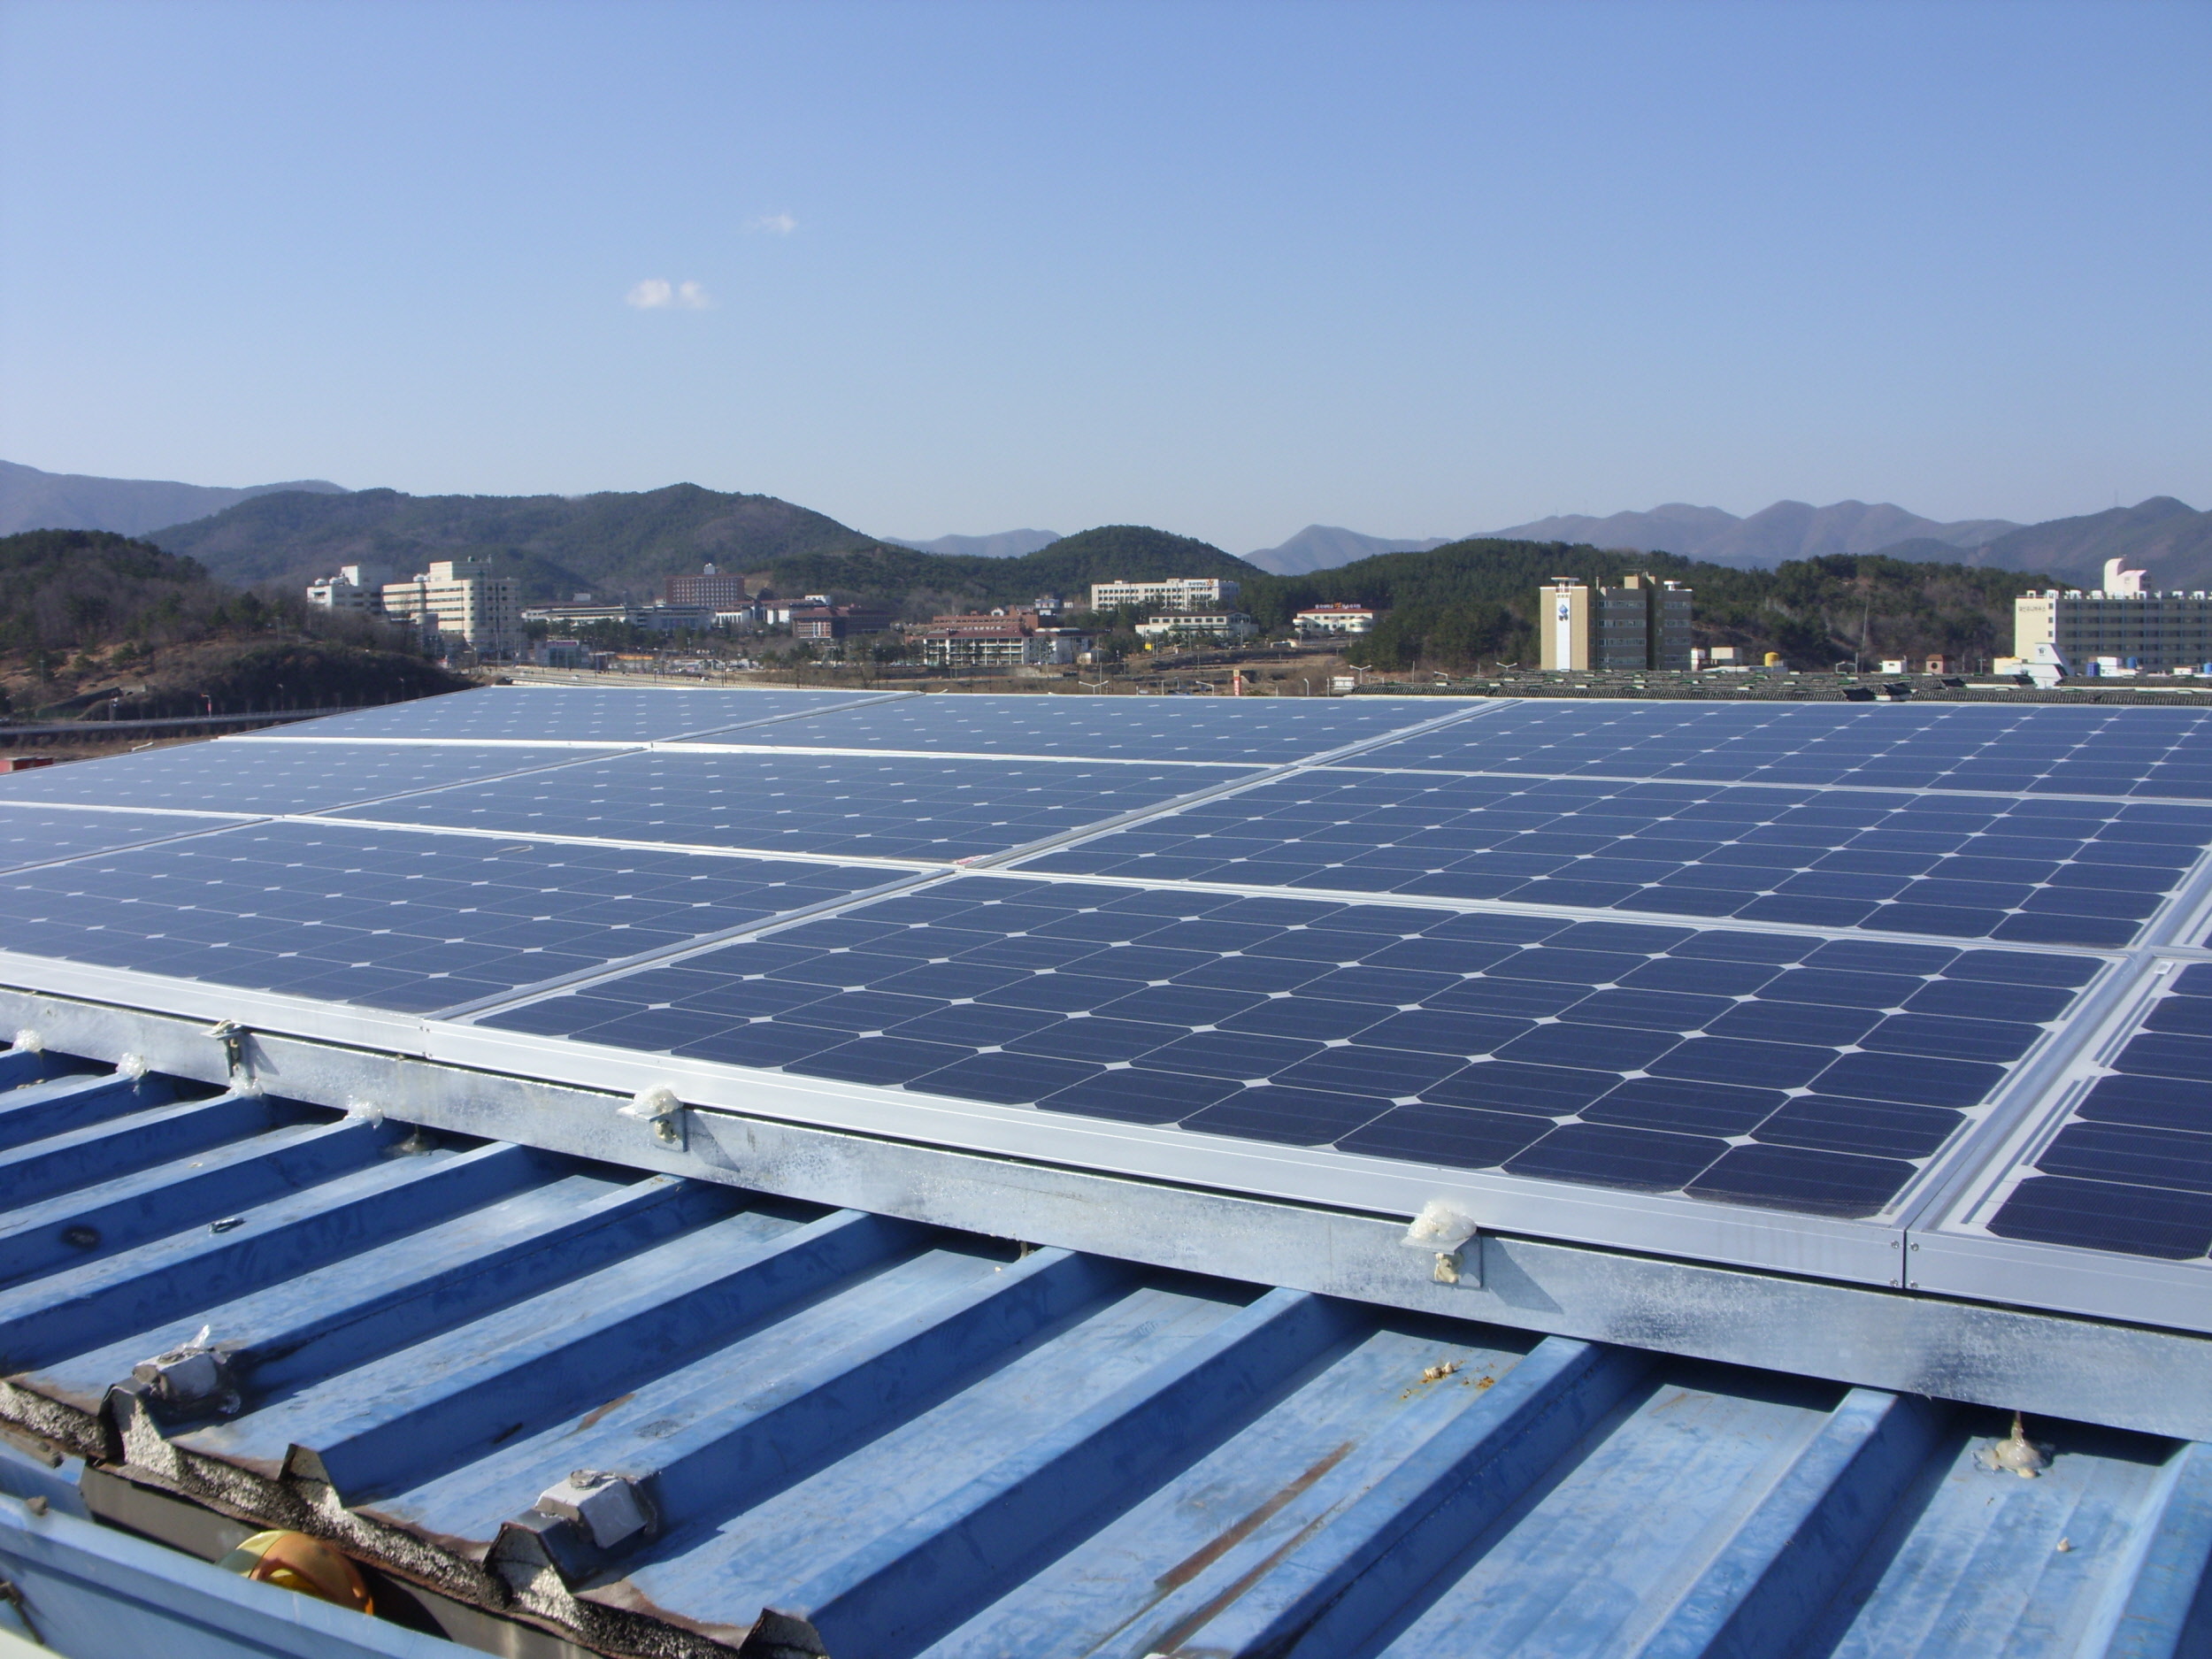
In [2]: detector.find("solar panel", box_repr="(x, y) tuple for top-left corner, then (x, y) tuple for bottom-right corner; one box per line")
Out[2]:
(0, 821), (897, 1014)
(1355, 702), (2212, 798)
(694, 693), (1464, 763)
(2, 687), (2197, 1326)
(0, 804), (233, 872)
(1938, 962), (2212, 1263)
(326, 749), (1265, 862)
(474, 872), (2102, 1224)
(0, 737), (595, 815)
(1022, 767), (2211, 947)
(249, 684), (887, 744)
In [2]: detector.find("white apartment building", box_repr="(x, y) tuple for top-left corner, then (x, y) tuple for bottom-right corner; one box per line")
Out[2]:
(1089, 577), (1240, 612)
(382, 559), (522, 658)
(1136, 611), (1258, 644)
(1294, 603), (1377, 637)
(2014, 559), (2212, 674)
(304, 563), (393, 615)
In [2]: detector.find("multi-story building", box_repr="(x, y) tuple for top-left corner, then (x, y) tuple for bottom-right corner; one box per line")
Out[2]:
(520, 600), (640, 628)
(1538, 573), (1694, 671)
(910, 608), (1088, 666)
(1088, 577), (1240, 613)
(381, 559), (522, 658)
(1136, 611), (1258, 645)
(790, 603), (893, 641)
(664, 564), (749, 609)
(304, 563), (393, 615)
(1294, 603), (1377, 637)
(2014, 560), (2212, 674)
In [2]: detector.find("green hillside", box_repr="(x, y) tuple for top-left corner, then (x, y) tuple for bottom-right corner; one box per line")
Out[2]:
(1238, 541), (2048, 671)
(128, 479), (2053, 671)
(150, 488), (1261, 614)
(766, 524), (1255, 611)
(0, 528), (465, 718)
(150, 483), (894, 600)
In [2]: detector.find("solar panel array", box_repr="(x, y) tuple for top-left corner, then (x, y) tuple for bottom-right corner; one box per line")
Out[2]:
(483, 873), (2100, 1219)
(328, 749), (1263, 862)
(1351, 701), (2212, 798)
(1025, 771), (2201, 947)
(0, 820), (896, 1013)
(4, 684), (2209, 1325)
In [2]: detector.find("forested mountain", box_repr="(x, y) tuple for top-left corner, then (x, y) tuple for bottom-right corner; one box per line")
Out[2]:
(145, 488), (1260, 617)
(882, 529), (1063, 558)
(1244, 526), (1455, 575)
(0, 529), (462, 718)
(1872, 497), (2212, 590)
(1237, 541), (2047, 672)
(150, 483), (891, 600)
(764, 526), (1256, 614)
(0, 459), (347, 538)
(106, 474), (2087, 672)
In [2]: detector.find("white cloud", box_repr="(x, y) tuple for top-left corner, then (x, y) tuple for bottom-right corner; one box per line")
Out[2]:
(745, 212), (798, 236)
(625, 278), (712, 310)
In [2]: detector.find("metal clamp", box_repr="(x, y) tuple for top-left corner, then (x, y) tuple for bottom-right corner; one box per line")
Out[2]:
(620, 1085), (687, 1149)
(1403, 1200), (1484, 1290)
(206, 1019), (250, 1084)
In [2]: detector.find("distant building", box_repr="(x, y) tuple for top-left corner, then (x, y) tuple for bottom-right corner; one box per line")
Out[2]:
(664, 563), (749, 609)
(1538, 573), (1693, 672)
(913, 608), (1087, 666)
(521, 600), (639, 627)
(382, 559), (521, 657)
(305, 563), (393, 615)
(638, 604), (717, 634)
(791, 603), (894, 641)
(2015, 559), (2212, 674)
(1136, 611), (1258, 645)
(1089, 577), (1240, 612)
(1294, 603), (1377, 637)
(532, 639), (591, 669)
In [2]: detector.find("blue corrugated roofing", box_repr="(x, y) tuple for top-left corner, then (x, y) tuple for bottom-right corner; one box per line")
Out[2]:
(4, 1051), (2210, 1659)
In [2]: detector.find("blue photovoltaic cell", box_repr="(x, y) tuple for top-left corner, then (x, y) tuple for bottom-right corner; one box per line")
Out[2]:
(0, 821), (892, 1014)
(700, 693), (1457, 763)
(480, 873), (2101, 1218)
(0, 805), (228, 873)
(1990, 962), (2212, 1260)
(1351, 702), (2212, 799)
(328, 749), (1262, 861)
(0, 738), (591, 815)
(1021, 768), (2210, 947)
(254, 685), (880, 744)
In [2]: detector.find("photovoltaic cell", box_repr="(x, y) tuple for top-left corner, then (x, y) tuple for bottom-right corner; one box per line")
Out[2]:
(1989, 963), (2212, 1261)
(480, 873), (2101, 1219)
(0, 821), (893, 1014)
(697, 693), (1457, 763)
(253, 685), (880, 744)
(1020, 768), (2208, 946)
(328, 749), (1263, 861)
(0, 805), (230, 873)
(1351, 702), (2212, 799)
(0, 738), (592, 816)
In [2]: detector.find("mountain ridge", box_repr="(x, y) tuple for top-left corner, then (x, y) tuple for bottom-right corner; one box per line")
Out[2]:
(881, 529), (1064, 559)
(1244, 525), (1457, 575)
(1475, 500), (2019, 570)
(0, 459), (348, 538)
(1869, 497), (2212, 590)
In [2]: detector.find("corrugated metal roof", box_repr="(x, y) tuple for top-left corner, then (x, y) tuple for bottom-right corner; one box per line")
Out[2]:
(4, 1052), (2211, 1659)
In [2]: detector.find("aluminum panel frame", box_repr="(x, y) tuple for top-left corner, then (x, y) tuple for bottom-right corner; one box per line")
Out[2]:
(4, 985), (2212, 1442)
(1910, 946), (2212, 1333)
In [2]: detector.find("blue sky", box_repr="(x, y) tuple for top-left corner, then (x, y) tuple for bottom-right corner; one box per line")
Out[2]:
(2, 0), (2205, 551)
